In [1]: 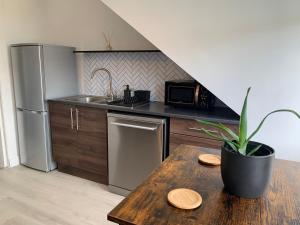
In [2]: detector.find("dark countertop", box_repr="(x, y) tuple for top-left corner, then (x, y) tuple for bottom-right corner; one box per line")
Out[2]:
(48, 96), (239, 124)
(108, 145), (300, 225)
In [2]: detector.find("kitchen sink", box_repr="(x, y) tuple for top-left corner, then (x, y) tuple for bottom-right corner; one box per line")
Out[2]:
(65, 95), (110, 104)
(79, 96), (107, 103)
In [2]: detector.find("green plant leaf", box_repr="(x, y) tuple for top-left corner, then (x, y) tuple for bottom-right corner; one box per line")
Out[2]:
(239, 87), (251, 147)
(200, 129), (239, 152)
(218, 123), (239, 141)
(225, 141), (238, 151)
(247, 144), (262, 156)
(247, 109), (300, 142)
(197, 120), (239, 141)
(198, 128), (226, 142)
(238, 141), (248, 155)
(220, 133), (239, 151)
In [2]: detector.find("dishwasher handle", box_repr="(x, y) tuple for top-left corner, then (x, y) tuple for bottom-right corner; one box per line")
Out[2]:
(110, 121), (158, 131)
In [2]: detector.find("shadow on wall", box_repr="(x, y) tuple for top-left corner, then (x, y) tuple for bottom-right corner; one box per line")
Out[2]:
(0, 99), (7, 168)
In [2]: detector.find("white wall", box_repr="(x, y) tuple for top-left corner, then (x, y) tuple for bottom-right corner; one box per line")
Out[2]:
(44, 0), (156, 50)
(0, 130), (3, 167)
(1, 0), (51, 166)
(102, 0), (300, 161)
(0, 0), (155, 167)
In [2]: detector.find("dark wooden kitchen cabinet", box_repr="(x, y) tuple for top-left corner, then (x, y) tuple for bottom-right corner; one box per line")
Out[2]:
(169, 117), (238, 154)
(49, 102), (108, 184)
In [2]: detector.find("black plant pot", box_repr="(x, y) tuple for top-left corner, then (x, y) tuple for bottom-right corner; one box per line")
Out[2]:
(221, 141), (275, 198)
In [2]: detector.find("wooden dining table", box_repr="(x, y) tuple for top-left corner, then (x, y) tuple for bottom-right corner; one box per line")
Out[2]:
(107, 145), (300, 225)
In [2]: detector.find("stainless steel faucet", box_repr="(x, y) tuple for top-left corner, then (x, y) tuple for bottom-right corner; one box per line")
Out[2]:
(91, 68), (114, 100)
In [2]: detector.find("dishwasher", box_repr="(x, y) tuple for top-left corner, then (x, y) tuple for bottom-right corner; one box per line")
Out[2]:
(107, 112), (167, 196)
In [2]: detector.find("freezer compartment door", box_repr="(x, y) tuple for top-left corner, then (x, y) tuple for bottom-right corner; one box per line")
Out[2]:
(11, 45), (46, 111)
(43, 45), (78, 99)
(108, 114), (165, 192)
(16, 109), (52, 171)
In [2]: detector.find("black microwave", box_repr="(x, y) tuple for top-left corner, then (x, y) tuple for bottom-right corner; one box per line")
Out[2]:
(165, 80), (215, 109)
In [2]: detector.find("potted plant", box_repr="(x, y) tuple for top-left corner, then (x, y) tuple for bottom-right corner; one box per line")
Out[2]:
(197, 87), (300, 198)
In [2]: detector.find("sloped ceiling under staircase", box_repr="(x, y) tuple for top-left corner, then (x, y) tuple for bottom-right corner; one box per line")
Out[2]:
(101, 0), (300, 161)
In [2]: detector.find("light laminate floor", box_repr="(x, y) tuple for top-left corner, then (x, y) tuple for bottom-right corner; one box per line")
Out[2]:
(0, 166), (124, 225)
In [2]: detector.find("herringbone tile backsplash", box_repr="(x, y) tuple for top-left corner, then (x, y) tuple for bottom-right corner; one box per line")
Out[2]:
(79, 52), (193, 101)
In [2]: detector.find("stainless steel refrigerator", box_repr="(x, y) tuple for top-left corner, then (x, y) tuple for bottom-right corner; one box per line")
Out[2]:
(10, 44), (79, 172)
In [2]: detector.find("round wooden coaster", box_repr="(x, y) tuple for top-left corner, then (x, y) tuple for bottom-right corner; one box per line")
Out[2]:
(167, 188), (202, 210)
(198, 154), (221, 166)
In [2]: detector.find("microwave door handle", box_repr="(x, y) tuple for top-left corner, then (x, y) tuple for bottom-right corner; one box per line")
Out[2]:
(194, 84), (200, 106)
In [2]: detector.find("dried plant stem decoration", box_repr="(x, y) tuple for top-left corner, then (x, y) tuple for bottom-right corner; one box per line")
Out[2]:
(103, 32), (112, 50)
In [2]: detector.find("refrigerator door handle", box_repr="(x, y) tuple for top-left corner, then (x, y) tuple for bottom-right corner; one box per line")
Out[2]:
(70, 108), (74, 130)
(17, 108), (45, 115)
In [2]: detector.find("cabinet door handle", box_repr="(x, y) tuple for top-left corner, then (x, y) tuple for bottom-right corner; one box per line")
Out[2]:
(70, 108), (74, 130)
(75, 108), (79, 130)
(189, 127), (218, 133)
